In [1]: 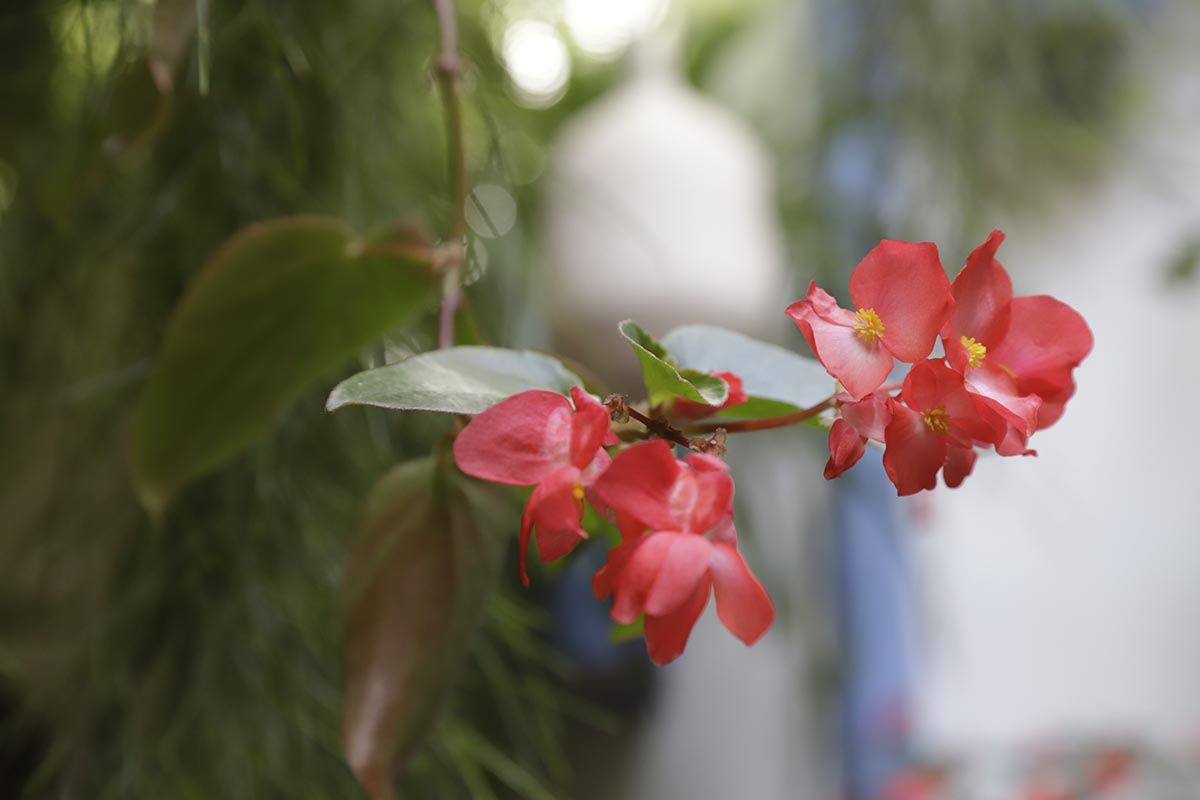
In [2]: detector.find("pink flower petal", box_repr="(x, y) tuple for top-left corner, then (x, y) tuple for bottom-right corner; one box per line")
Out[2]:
(708, 514), (738, 546)
(590, 440), (681, 532)
(799, 281), (859, 326)
(671, 467), (735, 537)
(787, 290), (894, 400)
(966, 364), (1041, 438)
(840, 390), (893, 442)
(943, 229), (1013, 371)
(988, 295), (1093, 402)
(643, 576), (711, 666)
(883, 402), (948, 496)
(568, 386), (612, 470)
(825, 418), (867, 480)
(536, 526), (587, 563)
(454, 390), (573, 485)
(579, 447), (611, 487)
(849, 240), (953, 363)
(683, 453), (730, 473)
(902, 360), (994, 446)
(1033, 381), (1075, 429)
(592, 525), (644, 601)
(593, 443), (735, 537)
(993, 421), (1037, 457)
(708, 542), (775, 646)
(518, 466), (585, 587)
(644, 534), (712, 617)
(943, 445), (977, 488)
(609, 531), (675, 624)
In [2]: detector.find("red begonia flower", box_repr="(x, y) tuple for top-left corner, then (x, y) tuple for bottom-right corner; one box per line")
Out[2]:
(787, 240), (954, 400)
(883, 770), (946, 800)
(1089, 748), (1133, 792)
(453, 386), (612, 586)
(824, 390), (892, 479)
(942, 230), (1092, 446)
(671, 371), (749, 419)
(987, 295), (1093, 429)
(941, 230), (1013, 374)
(883, 360), (994, 495)
(590, 441), (774, 665)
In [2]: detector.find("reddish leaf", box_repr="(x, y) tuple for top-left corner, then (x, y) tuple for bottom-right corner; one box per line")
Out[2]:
(340, 458), (509, 799)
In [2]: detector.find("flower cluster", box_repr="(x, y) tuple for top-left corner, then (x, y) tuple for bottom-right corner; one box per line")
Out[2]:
(451, 230), (1090, 665)
(453, 386), (774, 665)
(788, 230), (1092, 495)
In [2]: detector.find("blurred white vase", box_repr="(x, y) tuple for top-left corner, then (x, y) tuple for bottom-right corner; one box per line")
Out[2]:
(543, 34), (789, 382)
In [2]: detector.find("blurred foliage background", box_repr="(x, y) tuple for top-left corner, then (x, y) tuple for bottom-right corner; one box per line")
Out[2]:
(0, 0), (1142, 796)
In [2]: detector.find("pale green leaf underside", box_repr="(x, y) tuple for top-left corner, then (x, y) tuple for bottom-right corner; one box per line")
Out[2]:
(327, 346), (583, 415)
(662, 324), (835, 418)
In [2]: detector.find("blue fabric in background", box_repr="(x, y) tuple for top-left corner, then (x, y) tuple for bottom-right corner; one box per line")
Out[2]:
(813, 0), (915, 793)
(552, 539), (641, 672)
(832, 447), (914, 800)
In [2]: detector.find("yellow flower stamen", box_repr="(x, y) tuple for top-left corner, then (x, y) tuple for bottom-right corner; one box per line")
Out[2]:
(853, 308), (885, 344)
(572, 484), (585, 501)
(961, 336), (987, 368)
(922, 407), (950, 434)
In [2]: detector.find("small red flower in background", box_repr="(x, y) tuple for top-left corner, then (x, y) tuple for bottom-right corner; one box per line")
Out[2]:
(589, 441), (775, 665)
(786, 240), (953, 400)
(671, 371), (748, 419)
(883, 769), (946, 800)
(453, 386), (613, 586)
(1089, 747), (1134, 792)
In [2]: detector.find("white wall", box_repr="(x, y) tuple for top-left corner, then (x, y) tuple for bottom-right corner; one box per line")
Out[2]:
(914, 2), (1200, 755)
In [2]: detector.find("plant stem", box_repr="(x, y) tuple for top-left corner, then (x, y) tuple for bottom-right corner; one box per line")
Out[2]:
(624, 405), (694, 449)
(355, 241), (437, 264)
(432, 0), (468, 349)
(682, 397), (835, 435)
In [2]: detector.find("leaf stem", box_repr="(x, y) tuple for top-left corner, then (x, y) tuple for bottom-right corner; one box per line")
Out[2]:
(432, 0), (469, 349)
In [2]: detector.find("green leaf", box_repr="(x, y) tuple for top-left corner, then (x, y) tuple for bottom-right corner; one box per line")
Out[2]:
(618, 320), (729, 408)
(608, 617), (645, 644)
(130, 215), (436, 515)
(342, 458), (512, 800)
(444, 726), (559, 800)
(1165, 235), (1200, 286)
(326, 347), (583, 415)
(662, 324), (835, 418)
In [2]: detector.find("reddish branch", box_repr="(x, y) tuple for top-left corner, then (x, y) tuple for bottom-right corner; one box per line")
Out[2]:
(605, 393), (841, 453)
(432, 0), (468, 349)
(682, 397), (835, 435)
